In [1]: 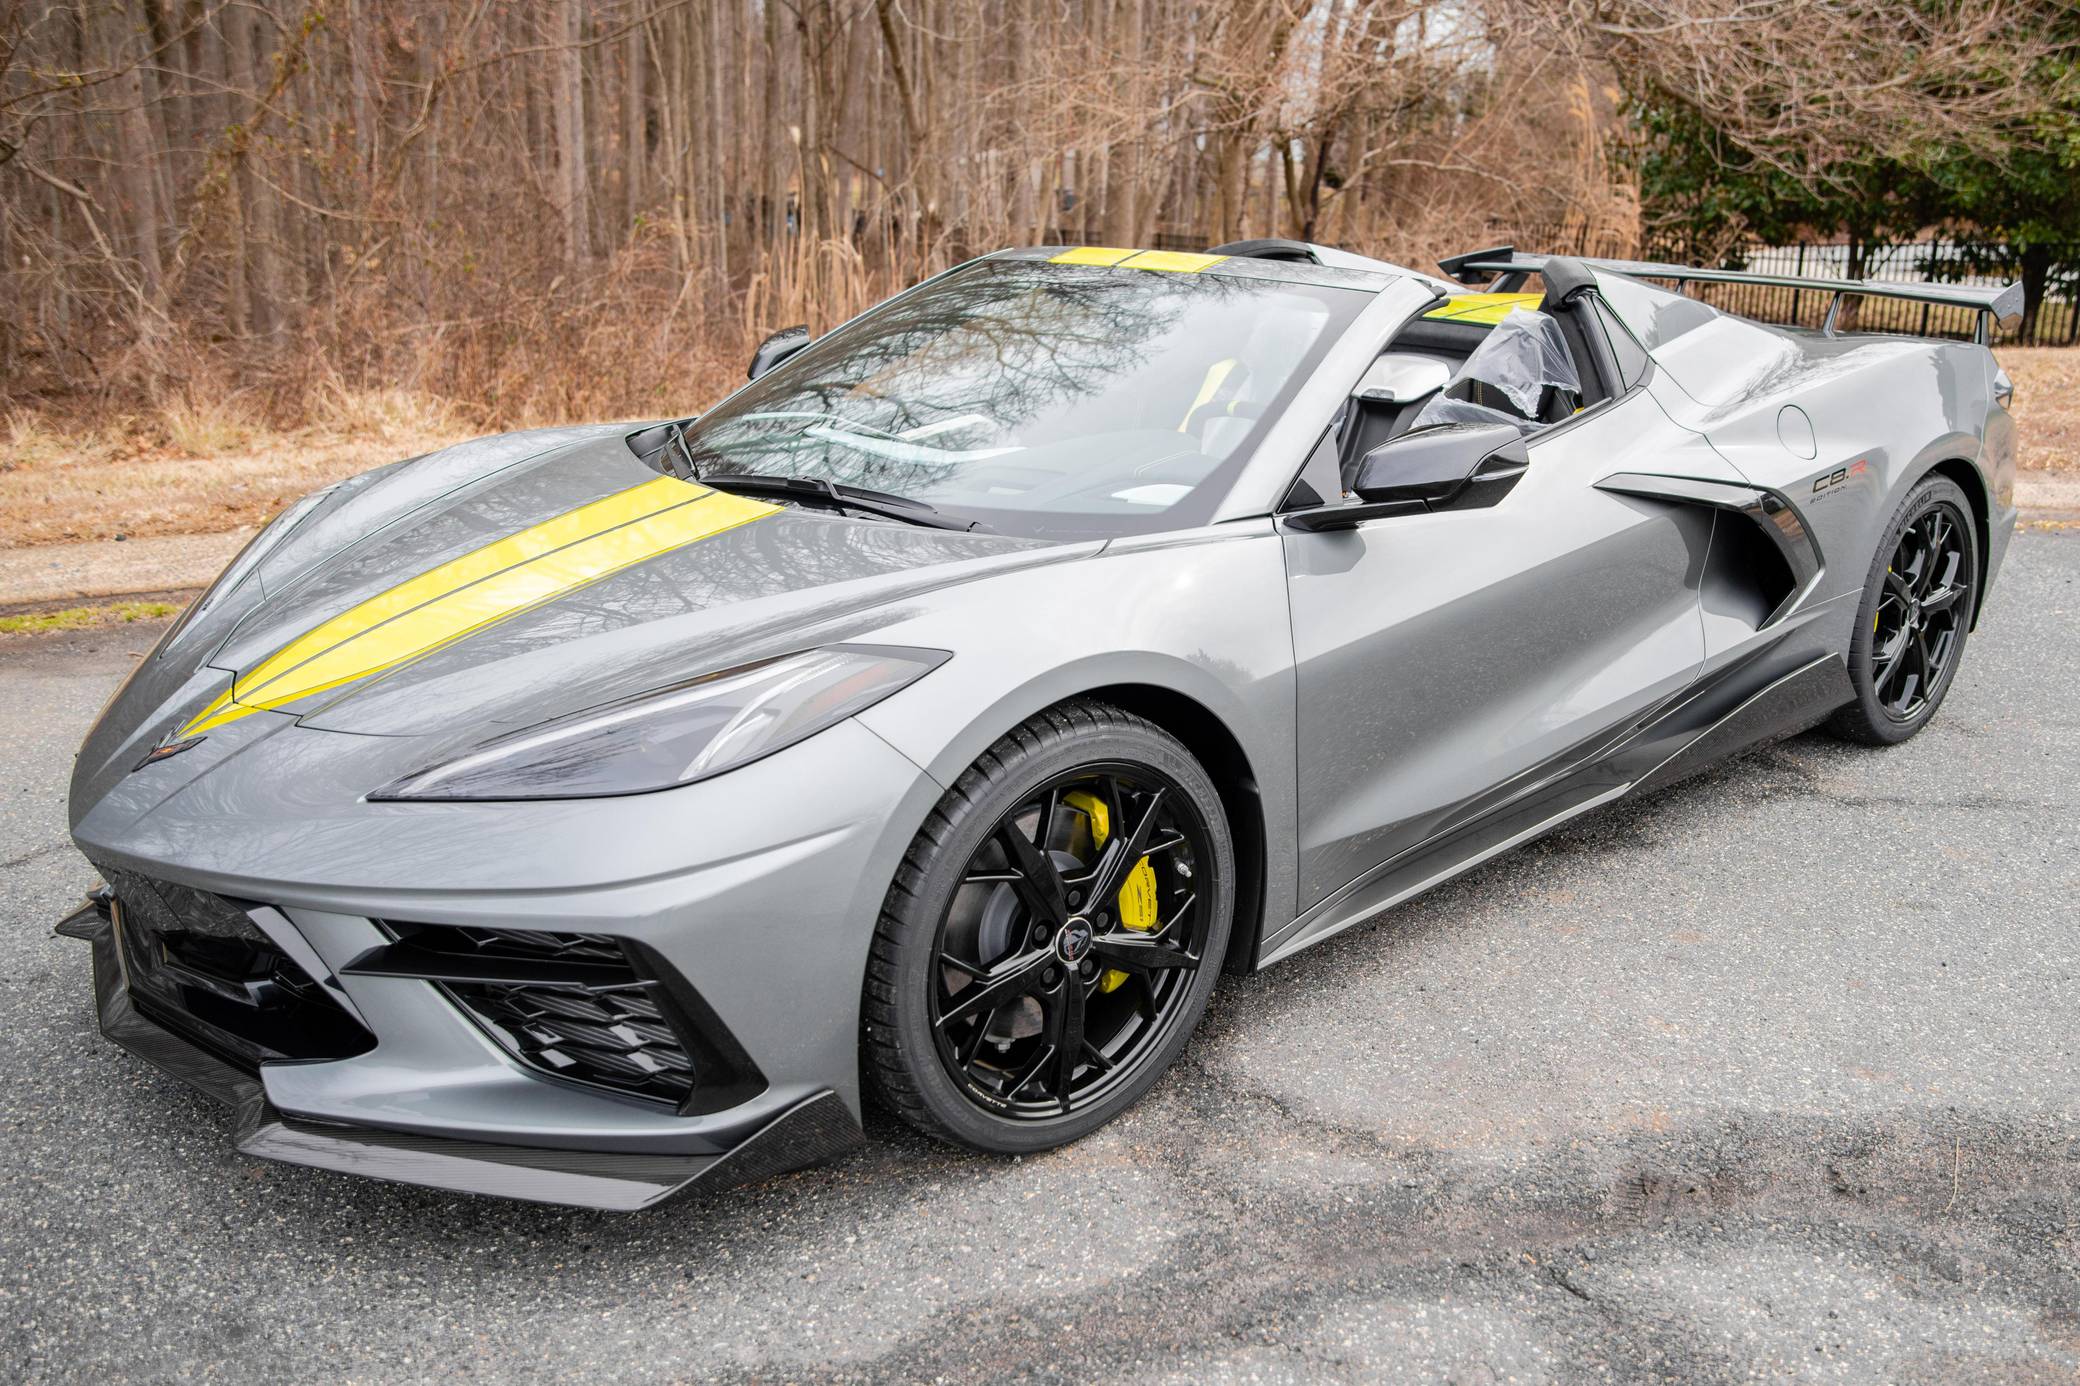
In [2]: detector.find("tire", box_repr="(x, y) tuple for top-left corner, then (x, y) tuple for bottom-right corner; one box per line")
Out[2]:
(861, 700), (1234, 1154)
(1827, 475), (1979, 745)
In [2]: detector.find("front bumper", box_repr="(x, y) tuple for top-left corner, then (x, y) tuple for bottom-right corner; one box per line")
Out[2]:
(60, 900), (862, 1210)
(62, 716), (944, 1209)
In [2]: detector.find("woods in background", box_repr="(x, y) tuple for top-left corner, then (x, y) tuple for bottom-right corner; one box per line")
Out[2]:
(1, 1), (2072, 429)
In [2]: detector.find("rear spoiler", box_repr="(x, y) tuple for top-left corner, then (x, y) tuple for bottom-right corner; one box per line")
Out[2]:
(1437, 245), (2024, 344)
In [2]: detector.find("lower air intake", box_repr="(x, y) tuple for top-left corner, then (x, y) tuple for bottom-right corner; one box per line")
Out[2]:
(95, 865), (374, 1070)
(362, 923), (766, 1115)
(448, 975), (698, 1106)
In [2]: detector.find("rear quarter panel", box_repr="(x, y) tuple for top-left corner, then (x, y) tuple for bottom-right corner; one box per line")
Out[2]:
(1647, 324), (2000, 614)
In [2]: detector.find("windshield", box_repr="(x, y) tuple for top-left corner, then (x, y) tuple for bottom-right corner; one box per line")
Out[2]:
(679, 260), (1367, 538)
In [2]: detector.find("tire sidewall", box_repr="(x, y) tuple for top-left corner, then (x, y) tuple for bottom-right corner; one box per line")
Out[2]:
(1840, 476), (1978, 743)
(881, 714), (1235, 1153)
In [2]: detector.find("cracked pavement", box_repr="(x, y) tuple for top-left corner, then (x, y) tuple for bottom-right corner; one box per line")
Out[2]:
(3, 532), (2076, 1383)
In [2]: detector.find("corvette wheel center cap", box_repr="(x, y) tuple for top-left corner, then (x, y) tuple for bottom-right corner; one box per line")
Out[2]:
(1056, 917), (1095, 965)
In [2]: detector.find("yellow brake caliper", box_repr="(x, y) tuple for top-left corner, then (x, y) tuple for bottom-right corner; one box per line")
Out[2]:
(1063, 790), (1160, 992)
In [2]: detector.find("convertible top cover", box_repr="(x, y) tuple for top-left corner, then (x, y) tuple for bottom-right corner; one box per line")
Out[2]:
(1411, 308), (1582, 435)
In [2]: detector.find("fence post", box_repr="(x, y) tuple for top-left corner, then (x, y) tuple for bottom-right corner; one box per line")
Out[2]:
(1792, 243), (1805, 326)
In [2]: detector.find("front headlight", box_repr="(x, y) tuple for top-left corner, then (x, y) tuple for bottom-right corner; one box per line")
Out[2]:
(372, 645), (947, 801)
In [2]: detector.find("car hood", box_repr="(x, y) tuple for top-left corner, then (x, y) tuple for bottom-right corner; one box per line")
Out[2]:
(71, 424), (1071, 815)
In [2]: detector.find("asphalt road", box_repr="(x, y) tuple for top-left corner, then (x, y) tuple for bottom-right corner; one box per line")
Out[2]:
(4, 532), (2076, 1384)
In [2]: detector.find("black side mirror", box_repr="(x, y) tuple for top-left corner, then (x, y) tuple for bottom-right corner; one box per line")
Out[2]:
(1354, 422), (1528, 509)
(1287, 423), (1528, 531)
(748, 325), (811, 381)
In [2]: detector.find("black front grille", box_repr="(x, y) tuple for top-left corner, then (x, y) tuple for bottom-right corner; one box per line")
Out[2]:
(377, 923), (765, 1114)
(448, 977), (700, 1105)
(413, 925), (627, 966)
(96, 866), (373, 1070)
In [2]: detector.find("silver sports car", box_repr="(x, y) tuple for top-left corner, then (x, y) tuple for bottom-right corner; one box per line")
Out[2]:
(59, 240), (2020, 1208)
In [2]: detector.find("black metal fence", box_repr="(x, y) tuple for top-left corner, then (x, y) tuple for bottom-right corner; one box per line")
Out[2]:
(1522, 227), (2080, 347)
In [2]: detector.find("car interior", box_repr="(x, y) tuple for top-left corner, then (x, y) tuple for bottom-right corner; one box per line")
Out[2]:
(1326, 279), (1630, 488)
(1205, 242), (1652, 508)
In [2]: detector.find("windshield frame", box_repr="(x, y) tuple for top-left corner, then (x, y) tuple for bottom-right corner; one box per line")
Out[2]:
(677, 258), (1380, 540)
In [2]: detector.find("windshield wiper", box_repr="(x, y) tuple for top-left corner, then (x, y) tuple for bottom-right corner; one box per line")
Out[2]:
(663, 419), (703, 481)
(698, 472), (988, 532)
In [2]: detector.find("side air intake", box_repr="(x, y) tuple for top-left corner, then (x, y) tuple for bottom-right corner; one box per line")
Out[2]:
(1595, 471), (1823, 628)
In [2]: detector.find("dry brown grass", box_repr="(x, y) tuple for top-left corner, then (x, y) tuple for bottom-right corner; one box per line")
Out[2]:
(0, 408), (467, 548)
(1998, 348), (2080, 473)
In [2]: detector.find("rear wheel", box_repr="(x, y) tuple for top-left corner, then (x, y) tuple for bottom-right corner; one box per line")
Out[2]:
(1828, 476), (1978, 745)
(862, 702), (1233, 1153)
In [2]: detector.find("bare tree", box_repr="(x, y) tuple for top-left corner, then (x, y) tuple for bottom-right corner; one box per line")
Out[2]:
(1, 0), (2064, 429)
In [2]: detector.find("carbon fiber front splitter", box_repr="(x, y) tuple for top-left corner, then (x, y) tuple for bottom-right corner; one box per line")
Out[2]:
(59, 904), (862, 1211)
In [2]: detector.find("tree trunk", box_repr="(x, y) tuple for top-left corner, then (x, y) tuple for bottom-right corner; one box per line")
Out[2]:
(624, 21), (647, 230)
(227, 7), (282, 339)
(2018, 243), (2052, 345)
(553, 0), (590, 265)
(101, 2), (166, 314)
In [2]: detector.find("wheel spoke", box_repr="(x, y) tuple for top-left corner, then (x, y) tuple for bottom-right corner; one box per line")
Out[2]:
(1047, 976), (1086, 1112)
(1874, 647), (1905, 699)
(1913, 516), (1946, 586)
(1092, 931), (1198, 971)
(1885, 629), (1928, 714)
(997, 814), (1069, 924)
(1921, 582), (1962, 616)
(1134, 971), (1160, 1022)
(956, 1007), (999, 1072)
(938, 952), (989, 982)
(1912, 521), (1936, 580)
(1929, 625), (1958, 677)
(937, 948), (1049, 1027)
(1001, 1044), (1055, 1101)
(1084, 786), (1167, 912)
(1139, 830), (1189, 860)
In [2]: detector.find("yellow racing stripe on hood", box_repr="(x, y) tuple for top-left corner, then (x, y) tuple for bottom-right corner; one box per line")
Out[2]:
(177, 478), (776, 738)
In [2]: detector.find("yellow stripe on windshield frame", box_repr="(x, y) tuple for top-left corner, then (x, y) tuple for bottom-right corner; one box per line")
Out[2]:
(176, 478), (776, 738)
(1050, 246), (1138, 267)
(1424, 292), (1543, 325)
(1049, 247), (1228, 273)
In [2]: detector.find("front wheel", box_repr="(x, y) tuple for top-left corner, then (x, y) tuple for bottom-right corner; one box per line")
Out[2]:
(861, 701), (1234, 1153)
(1827, 475), (1978, 745)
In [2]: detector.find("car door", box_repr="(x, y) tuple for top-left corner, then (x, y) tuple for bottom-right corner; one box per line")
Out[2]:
(1275, 384), (1738, 950)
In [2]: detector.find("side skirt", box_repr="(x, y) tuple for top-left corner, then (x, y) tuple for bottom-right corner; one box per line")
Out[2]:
(1257, 650), (1851, 968)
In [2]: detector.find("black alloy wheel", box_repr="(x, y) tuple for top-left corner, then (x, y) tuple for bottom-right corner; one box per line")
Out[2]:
(1830, 475), (1979, 745)
(863, 702), (1233, 1152)
(1871, 503), (1973, 721)
(928, 764), (1211, 1119)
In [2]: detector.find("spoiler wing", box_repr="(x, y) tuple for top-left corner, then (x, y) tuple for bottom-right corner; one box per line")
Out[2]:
(1438, 245), (2024, 341)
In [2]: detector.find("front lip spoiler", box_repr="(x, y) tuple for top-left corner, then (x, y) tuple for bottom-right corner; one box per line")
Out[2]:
(59, 903), (863, 1211)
